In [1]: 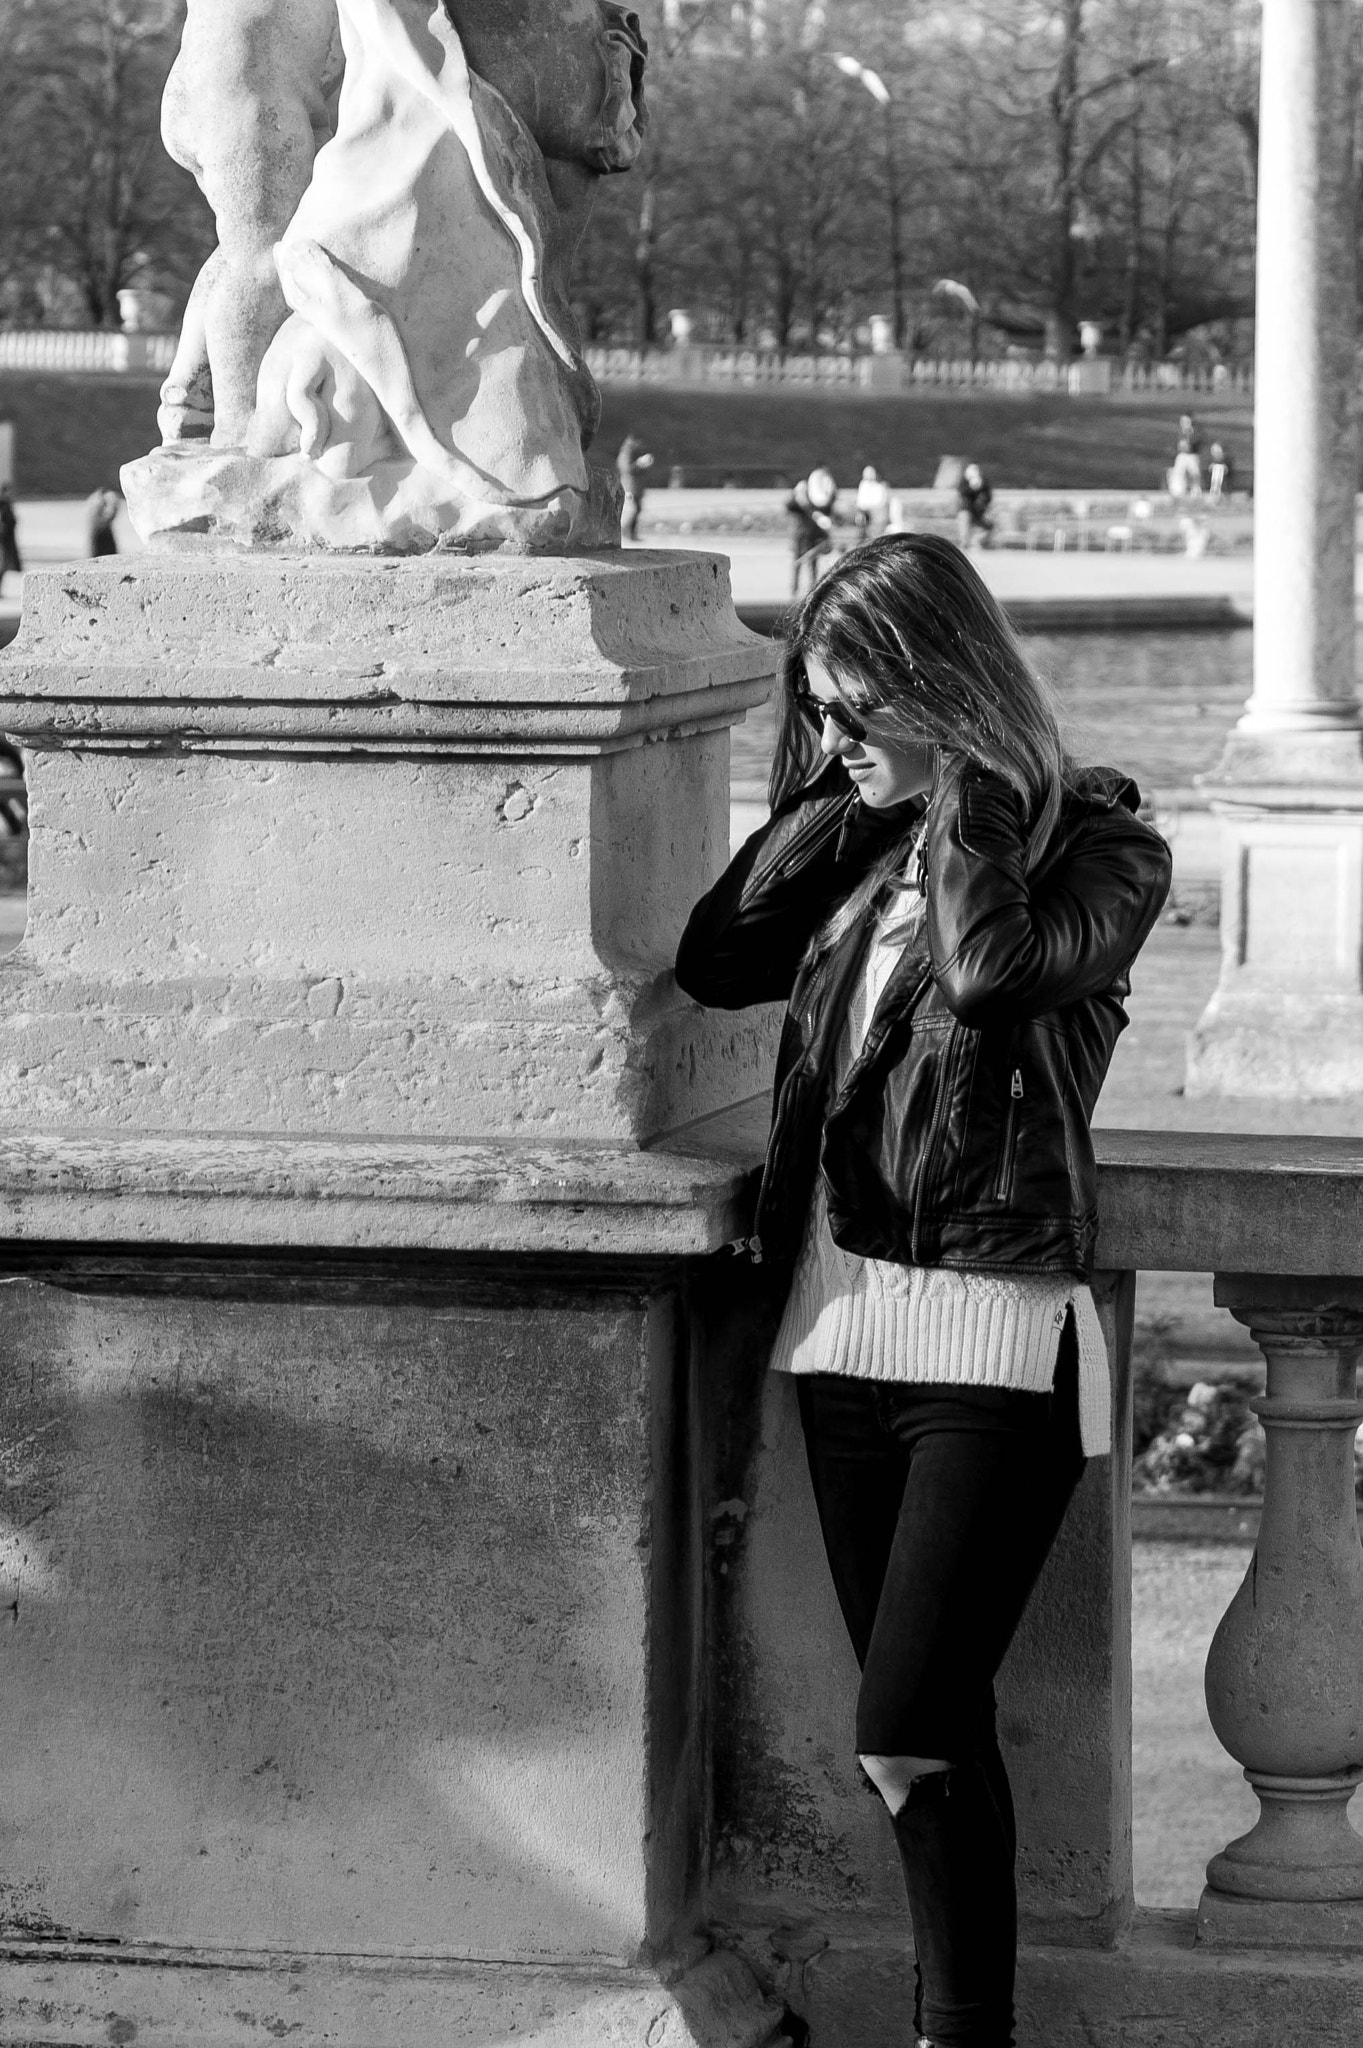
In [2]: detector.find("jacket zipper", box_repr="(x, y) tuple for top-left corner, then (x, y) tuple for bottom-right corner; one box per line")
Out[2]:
(994, 1067), (1024, 1204)
(752, 924), (894, 1263)
(910, 1023), (965, 1262)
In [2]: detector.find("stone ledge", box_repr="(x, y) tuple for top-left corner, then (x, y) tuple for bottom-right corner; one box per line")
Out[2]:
(0, 679), (773, 751)
(1095, 1128), (1363, 1274)
(0, 1943), (790, 2048)
(1, 553), (777, 712)
(721, 1905), (1363, 2047)
(0, 1127), (761, 1258)
(2, 1121), (1359, 1274)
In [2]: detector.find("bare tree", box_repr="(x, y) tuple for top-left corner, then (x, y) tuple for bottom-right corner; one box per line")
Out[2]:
(0, 0), (210, 328)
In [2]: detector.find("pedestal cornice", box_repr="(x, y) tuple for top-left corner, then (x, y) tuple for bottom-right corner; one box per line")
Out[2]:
(0, 552), (776, 753)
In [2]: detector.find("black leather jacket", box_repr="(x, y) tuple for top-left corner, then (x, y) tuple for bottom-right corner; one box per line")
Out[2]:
(675, 760), (1171, 1279)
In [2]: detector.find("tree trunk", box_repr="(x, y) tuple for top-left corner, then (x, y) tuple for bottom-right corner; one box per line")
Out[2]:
(634, 183), (658, 347)
(1047, 0), (1085, 360)
(1120, 105), (1144, 353)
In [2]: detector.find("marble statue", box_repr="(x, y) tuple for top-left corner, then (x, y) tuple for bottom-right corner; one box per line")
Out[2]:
(122, 0), (646, 552)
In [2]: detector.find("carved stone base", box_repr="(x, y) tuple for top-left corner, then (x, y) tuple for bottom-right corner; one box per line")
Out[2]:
(1204, 1770), (1363, 1904)
(1186, 778), (1363, 1099)
(122, 442), (621, 555)
(1196, 1887), (1363, 1950)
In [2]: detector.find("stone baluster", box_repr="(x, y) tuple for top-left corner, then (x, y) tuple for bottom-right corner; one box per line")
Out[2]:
(1198, 1276), (1363, 1946)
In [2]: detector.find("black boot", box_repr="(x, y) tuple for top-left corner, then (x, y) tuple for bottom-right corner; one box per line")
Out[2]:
(891, 1763), (1017, 2048)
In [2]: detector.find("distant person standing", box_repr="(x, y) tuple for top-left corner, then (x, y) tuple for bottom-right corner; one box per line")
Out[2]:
(1206, 442), (1232, 503)
(955, 462), (994, 550)
(0, 485), (20, 594)
(616, 433), (654, 542)
(786, 478), (835, 596)
(855, 465), (891, 540)
(806, 463), (838, 520)
(85, 487), (121, 558)
(1169, 413), (1203, 496)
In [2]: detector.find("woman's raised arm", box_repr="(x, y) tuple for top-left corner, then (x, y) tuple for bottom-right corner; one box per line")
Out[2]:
(925, 764), (1172, 1030)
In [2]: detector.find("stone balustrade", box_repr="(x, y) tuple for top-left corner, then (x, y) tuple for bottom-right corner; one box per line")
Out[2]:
(698, 1121), (1363, 2043)
(579, 344), (1252, 397)
(0, 1100), (1359, 2042)
(0, 330), (177, 375)
(0, 328), (1250, 397)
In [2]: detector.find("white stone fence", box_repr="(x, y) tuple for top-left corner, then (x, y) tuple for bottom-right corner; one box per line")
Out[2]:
(0, 330), (1253, 398)
(0, 330), (177, 374)
(583, 344), (1255, 398)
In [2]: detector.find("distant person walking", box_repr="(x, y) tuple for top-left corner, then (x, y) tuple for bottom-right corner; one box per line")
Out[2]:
(1169, 413), (1203, 496)
(0, 485), (20, 594)
(786, 478), (835, 596)
(855, 465), (891, 540)
(955, 462), (994, 550)
(1169, 436), (1202, 497)
(85, 487), (121, 558)
(616, 433), (654, 542)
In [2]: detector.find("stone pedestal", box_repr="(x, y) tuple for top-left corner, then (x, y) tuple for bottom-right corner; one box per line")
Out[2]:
(1185, 766), (1363, 1097)
(1199, 1277), (1363, 1949)
(0, 551), (776, 1141)
(1185, 0), (1363, 1098)
(0, 549), (789, 2047)
(0, 1219), (789, 2047)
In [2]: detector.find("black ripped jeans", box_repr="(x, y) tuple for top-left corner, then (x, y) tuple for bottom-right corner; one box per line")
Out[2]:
(796, 1320), (1086, 2048)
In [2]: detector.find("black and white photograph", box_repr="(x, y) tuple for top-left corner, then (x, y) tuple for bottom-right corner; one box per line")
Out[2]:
(0, 3), (1358, 2045)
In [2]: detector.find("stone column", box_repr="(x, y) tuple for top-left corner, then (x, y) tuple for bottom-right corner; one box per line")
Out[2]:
(1185, 0), (1363, 1098)
(1199, 1276), (1363, 1947)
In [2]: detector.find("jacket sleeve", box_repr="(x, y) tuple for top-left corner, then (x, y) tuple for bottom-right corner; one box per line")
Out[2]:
(924, 765), (1172, 1029)
(674, 765), (923, 1010)
(673, 766), (856, 1009)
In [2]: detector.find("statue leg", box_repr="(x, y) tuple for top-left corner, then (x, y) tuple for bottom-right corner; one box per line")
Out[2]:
(161, 0), (341, 448)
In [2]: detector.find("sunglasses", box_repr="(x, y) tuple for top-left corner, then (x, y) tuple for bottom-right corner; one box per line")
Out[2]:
(792, 687), (869, 744)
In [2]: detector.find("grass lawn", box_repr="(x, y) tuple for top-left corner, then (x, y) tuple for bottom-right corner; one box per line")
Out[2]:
(0, 368), (1253, 497)
(0, 373), (163, 497)
(596, 386), (1254, 493)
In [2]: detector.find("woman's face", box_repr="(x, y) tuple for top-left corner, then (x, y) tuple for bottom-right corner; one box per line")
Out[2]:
(803, 656), (937, 809)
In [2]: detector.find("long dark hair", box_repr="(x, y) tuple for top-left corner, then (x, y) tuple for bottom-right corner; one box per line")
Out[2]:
(773, 534), (1077, 944)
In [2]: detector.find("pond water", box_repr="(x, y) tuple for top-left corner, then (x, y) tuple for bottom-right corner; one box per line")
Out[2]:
(731, 628), (1255, 797)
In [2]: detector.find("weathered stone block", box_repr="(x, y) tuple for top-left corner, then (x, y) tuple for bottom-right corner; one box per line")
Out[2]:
(1187, 792), (1363, 1099)
(0, 552), (778, 1141)
(0, 1247), (789, 2045)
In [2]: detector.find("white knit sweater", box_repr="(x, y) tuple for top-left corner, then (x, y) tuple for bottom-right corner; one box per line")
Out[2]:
(768, 882), (1111, 1458)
